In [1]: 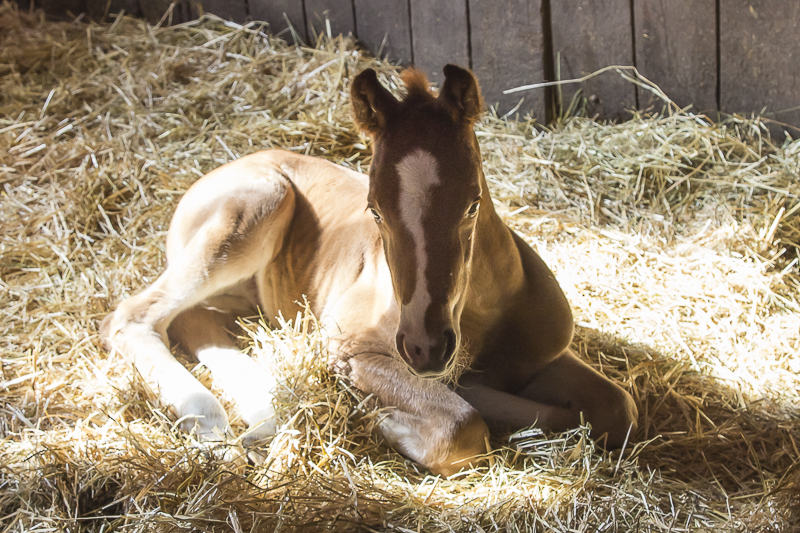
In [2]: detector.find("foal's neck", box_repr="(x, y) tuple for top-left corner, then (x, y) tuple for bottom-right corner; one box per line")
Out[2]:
(466, 170), (526, 309)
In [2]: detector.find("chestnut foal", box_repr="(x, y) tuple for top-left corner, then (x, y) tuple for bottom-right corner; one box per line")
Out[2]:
(100, 65), (637, 476)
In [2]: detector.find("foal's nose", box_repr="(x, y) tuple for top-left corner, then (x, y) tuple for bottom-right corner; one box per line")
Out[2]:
(396, 328), (457, 374)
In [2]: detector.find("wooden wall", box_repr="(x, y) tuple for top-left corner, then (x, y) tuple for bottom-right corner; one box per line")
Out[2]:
(21, 0), (800, 131)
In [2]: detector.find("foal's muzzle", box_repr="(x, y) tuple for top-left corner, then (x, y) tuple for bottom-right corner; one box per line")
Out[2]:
(396, 327), (457, 374)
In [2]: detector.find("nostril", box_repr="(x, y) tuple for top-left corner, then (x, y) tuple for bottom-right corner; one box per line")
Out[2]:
(442, 328), (457, 363)
(395, 332), (408, 360)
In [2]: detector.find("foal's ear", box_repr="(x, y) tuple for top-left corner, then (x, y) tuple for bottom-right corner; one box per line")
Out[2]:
(439, 64), (484, 123)
(351, 69), (399, 135)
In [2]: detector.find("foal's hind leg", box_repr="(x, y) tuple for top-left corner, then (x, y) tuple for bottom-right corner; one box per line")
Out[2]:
(100, 168), (295, 443)
(517, 349), (638, 447)
(100, 257), (239, 441)
(459, 349), (638, 448)
(169, 305), (280, 456)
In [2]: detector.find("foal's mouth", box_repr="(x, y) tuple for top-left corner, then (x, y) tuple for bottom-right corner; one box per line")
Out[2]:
(396, 331), (469, 383)
(396, 325), (457, 368)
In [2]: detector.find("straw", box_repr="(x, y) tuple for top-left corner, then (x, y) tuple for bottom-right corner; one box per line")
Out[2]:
(1, 3), (798, 531)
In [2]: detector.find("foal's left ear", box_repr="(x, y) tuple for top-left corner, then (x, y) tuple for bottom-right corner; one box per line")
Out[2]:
(439, 64), (484, 123)
(351, 68), (399, 135)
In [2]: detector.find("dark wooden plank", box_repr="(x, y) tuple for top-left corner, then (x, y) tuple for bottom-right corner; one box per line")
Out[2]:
(86, 0), (142, 20)
(41, 0), (87, 19)
(15, 0), (34, 12)
(409, 0), (469, 85)
(550, 0), (636, 121)
(354, 0), (412, 64)
(634, 0), (716, 112)
(720, 0), (800, 131)
(305, 0), (356, 40)
(468, 0), (546, 120)
(249, 0), (308, 44)
(196, 0), (247, 24)
(139, 0), (178, 24)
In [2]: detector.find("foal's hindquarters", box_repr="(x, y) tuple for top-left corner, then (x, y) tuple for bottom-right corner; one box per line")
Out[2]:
(99, 150), (487, 474)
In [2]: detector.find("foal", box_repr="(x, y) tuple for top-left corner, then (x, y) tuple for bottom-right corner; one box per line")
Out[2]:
(100, 65), (638, 476)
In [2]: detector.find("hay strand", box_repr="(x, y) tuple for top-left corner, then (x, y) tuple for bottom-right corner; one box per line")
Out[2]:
(1, 3), (798, 531)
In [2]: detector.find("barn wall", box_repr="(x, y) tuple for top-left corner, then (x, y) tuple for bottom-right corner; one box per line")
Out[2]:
(19, 0), (800, 131)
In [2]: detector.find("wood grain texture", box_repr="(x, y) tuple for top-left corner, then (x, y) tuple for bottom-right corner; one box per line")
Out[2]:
(409, 0), (470, 85)
(196, 0), (247, 23)
(249, 0), (308, 44)
(720, 0), (800, 130)
(305, 0), (356, 40)
(634, 0), (716, 112)
(354, 0), (412, 64)
(469, 0), (546, 119)
(550, 0), (636, 121)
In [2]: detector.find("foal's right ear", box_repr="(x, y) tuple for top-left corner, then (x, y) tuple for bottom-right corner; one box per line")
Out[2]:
(439, 64), (483, 123)
(351, 69), (399, 135)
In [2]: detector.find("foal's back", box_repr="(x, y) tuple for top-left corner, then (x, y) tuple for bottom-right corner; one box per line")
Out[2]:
(168, 149), (397, 338)
(250, 151), (397, 334)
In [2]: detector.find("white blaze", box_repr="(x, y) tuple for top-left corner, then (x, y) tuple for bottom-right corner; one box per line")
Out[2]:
(396, 149), (439, 340)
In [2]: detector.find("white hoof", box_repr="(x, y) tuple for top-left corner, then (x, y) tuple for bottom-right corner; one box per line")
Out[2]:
(241, 408), (279, 464)
(176, 391), (231, 441)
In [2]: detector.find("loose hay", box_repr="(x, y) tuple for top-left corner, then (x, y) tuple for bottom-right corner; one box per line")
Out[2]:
(1, 3), (799, 531)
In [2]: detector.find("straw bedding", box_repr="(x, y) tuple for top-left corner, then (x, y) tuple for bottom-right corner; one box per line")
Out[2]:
(1, 4), (798, 531)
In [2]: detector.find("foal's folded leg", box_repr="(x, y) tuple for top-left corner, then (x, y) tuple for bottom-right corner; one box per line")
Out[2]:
(458, 349), (638, 448)
(100, 268), (232, 443)
(346, 353), (489, 476)
(169, 307), (280, 461)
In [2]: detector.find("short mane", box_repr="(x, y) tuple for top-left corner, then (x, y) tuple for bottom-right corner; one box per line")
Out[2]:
(401, 69), (433, 101)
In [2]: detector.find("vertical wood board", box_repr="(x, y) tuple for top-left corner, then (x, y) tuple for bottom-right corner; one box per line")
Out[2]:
(305, 0), (356, 40)
(720, 0), (800, 130)
(249, 0), (308, 44)
(86, 0), (142, 20)
(196, 0), (247, 24)
(14, 0), (33, 12)
(354, 0), (412, 64)
(469, 0), (546, 120)
(634, 0), (716, 112)
(140, 0), (181, 24)
(41, 0), (87, 18)
(550, 0), (636, 121)
(409, 0), (470, 85)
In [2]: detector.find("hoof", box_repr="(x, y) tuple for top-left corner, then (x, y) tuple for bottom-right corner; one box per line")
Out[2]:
(589, 389), (639, 449)
(429, 411), (489, 477)
(177, 392), (231, 442)
(241, 410), (279, 464)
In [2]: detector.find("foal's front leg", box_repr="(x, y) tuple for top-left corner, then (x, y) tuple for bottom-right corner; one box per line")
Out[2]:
(346, 353), (489, 476)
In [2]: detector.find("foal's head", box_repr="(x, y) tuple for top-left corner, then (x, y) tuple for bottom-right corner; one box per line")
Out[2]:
(352, 65), (485, 375)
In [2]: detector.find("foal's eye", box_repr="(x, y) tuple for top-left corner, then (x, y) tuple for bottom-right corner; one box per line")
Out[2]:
(370, 208), (382, 223)
(466, 200), (480, 218)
